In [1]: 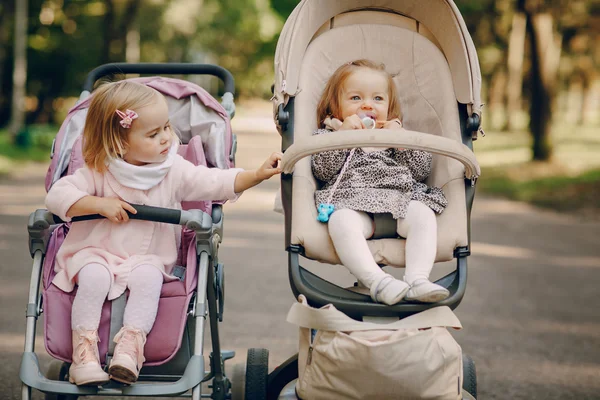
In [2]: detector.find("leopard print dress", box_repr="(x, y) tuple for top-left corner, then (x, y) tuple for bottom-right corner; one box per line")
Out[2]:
(311, 128), (448, 219)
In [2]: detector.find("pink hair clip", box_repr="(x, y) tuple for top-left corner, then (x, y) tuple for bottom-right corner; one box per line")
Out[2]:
(115, 109), (138, 128)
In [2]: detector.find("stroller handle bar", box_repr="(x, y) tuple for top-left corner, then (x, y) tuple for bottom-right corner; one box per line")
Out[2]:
(281, 128), (481, 182)
(48, 204), (216, 231)
(83, 63), (235, 95)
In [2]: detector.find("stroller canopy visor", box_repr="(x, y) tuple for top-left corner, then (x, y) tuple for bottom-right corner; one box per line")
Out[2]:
(273, 0), (482, 116)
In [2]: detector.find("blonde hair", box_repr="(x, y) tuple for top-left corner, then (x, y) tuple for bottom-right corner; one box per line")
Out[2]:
(83, 80), (159, 172)
(316, 59), (401, 128)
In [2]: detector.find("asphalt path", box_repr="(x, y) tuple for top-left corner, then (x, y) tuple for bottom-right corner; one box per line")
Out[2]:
(1, 115), (599, 399)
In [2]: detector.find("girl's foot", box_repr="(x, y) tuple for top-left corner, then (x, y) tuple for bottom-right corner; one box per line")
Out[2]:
(370, 274), (410, 305)
(69, 328), (110, 386)
(108, 326), (146, 384)
(405, 279), (449, 303)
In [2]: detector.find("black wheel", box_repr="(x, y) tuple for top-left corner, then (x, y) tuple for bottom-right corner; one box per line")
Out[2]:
(245, 348), (269, 400)
(44, 360), (78, 400)
(462, 354), (477, 398)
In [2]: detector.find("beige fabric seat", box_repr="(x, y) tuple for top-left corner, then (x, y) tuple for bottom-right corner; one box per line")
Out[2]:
(290, 17), (468, 267)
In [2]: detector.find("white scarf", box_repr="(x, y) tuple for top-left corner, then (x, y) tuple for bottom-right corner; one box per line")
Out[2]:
(107, 141), (179, 190)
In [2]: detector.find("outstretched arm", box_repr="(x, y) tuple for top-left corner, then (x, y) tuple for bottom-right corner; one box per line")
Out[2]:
(234, 152), (282, 193)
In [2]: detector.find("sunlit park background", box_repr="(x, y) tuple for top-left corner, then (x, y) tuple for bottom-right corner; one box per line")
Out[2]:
(0, 0), (599, 216)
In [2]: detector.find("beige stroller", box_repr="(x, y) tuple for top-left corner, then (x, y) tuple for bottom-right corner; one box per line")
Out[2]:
(263, 0), (483, 399)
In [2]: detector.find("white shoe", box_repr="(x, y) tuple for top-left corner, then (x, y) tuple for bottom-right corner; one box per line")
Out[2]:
(370, 274), (410, 305)
(69, 328), (110, 386)
(405, 279), (449, 303)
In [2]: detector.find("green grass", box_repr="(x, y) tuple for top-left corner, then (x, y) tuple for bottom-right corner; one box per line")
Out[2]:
(479, 165), (600, 215)
(473, 121), (600, 216)
(0, 125), (57, 162)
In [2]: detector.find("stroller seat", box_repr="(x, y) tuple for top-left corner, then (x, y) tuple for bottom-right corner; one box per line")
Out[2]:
(274, 6), (482, 319)
(22, 66), (244, 400)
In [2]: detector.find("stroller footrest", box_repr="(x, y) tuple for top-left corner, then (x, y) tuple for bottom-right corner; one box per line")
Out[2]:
(20, 352), (205, 396)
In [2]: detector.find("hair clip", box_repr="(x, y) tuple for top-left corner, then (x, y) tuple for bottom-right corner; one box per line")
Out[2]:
(115, 109), (138, 128)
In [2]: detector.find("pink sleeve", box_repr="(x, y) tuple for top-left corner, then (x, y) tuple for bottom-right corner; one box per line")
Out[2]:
(45, 167), (98, 221)
(174, 157), (243, 203)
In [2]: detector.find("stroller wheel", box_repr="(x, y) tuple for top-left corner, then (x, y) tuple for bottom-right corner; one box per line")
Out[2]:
(245, 348), (269, 400)
(44, 360), (78, 400)
(462, 354), (477, 399)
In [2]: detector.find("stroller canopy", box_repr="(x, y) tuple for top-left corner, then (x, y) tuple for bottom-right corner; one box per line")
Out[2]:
(273, 0), (482, 117)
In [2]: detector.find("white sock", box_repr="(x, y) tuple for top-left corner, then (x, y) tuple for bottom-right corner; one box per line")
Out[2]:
(123, 265), (163, 334)
(328, 209), (387, 288)
(328, 209), (409, 305)
(406, 279), (449, 303)
(71, 263), (111, 331)
(396, 201), (438, 285)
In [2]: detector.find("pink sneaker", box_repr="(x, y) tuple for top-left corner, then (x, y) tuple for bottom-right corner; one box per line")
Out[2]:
(108, 326), (146, 384)
(69, 328), (110, 386)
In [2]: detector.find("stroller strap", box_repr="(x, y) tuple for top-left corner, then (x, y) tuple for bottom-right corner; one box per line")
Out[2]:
(287, 295), (462, 331)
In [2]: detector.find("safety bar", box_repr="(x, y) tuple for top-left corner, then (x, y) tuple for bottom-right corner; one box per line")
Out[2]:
(83, 62), (235, 95)
(280, 129), (481, 181)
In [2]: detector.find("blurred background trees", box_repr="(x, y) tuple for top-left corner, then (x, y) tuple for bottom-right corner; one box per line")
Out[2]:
(1, 0), (599, 162)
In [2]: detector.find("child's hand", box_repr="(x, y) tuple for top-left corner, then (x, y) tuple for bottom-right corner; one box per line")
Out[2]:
(340, 114), (366, 130)
(380, 118), (403, 130)
(234, 152), (283, 193)
(256, 152), (283, 181)
(97, 198), (137, 223)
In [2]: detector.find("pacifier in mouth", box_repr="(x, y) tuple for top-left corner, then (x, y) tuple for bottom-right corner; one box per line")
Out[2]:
(358, 112), (376, 129)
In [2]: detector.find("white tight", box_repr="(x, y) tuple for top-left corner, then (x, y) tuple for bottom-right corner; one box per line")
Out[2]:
(71, 263), (163, 334)
(327, 201), (437, 288)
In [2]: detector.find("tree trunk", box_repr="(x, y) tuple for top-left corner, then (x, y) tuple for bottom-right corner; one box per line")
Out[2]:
(579, 79), (591, 126)
(505, 11), (526, 131)
(526, 12), (561, 161)
(126, 27), (140, 63)
(488, 66), (508, 130)
(102, 0), (116, 63)
(102, 0), (142, 63)
(8, 0), (27, 138)
(0, 3), (14, 126)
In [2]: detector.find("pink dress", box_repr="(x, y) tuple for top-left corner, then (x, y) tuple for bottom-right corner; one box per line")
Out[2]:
(45, 155), (242, 300)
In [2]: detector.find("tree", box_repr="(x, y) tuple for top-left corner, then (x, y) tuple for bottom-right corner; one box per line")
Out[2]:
(8, 0), (28, 138)
(0, 2), (14, 125)
(101, 0), (143, 63)
(519, 0), (562, 161)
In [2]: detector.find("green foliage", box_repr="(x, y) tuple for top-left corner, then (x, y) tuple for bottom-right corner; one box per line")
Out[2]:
(479, 166), (600, 213)
(270, 0), (300, 19)
(0, 125), (57, 161)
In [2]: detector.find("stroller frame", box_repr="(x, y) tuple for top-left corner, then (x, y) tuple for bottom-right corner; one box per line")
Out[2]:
(267, 100), (480, 398)
(20, 63), (240, 400)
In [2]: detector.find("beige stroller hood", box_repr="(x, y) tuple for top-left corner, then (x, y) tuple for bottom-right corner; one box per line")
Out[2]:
(272, 0), (483, 125)
(273, 0), (483, 267)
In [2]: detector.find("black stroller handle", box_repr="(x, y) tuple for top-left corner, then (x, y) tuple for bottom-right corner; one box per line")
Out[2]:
(64, 204), (181, 224)
(83, 63), (235, 94)
(50, 204), (219, 230)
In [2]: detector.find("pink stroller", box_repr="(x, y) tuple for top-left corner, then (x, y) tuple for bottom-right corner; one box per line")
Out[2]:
(20, 63), (254, 400)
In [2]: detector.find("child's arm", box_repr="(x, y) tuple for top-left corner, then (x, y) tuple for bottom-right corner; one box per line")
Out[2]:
(311, 129), (350, 182)
(45, 167), (136, 223)
(177, 152), (282, 202)
(234, 152), (282, 193)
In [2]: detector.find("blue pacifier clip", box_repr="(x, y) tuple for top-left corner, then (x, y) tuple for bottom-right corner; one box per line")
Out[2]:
(316, 148), (357, 223)
(317, 203), (335, 222)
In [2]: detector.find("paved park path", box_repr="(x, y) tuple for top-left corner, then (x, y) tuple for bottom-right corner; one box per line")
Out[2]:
(1, 113), (599, 399)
